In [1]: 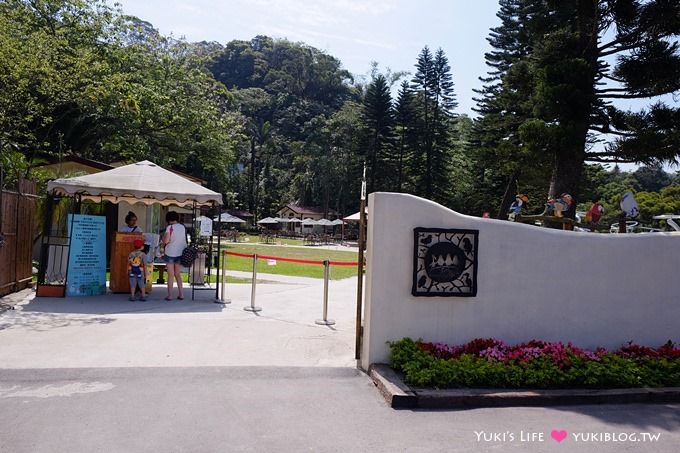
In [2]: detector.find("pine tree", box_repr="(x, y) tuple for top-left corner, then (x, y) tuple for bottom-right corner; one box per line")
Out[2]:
(362, 74), (395, 193)
(472, 0), (550, 217)
(476, 0), (680, 214)
(394, 80), (419, 192)
(410, 46), (458, 204)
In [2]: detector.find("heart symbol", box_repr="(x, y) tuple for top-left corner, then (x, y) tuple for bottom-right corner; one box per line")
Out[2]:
(551, 430), (568, 443)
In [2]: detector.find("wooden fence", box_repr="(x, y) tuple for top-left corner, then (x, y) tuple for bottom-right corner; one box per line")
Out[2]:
(0, 179), (38, 297)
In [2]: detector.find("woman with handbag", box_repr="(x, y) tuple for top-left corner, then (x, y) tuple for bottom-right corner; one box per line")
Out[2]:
(162, 211), (187, 300)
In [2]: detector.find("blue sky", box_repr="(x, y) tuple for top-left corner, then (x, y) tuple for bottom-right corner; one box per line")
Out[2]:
(114, 0), (501, 117)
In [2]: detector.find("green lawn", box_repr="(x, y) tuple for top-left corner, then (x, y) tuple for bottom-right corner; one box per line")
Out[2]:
(219, 241), (359, 280)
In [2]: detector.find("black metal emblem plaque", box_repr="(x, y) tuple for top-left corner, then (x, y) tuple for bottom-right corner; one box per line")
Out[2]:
(412, 228), (479, 297)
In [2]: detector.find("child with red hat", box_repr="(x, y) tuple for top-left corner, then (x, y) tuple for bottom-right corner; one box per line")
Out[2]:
(128, 238), (147, 301)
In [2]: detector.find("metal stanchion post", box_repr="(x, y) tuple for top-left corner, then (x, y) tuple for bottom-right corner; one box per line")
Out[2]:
(244, 253), (262, 312)
(215, 250), (231, 304)
(316, 260), (335, 326)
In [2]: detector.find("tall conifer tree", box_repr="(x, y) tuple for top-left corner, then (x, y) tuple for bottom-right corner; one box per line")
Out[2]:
(362, 74), (395, 193)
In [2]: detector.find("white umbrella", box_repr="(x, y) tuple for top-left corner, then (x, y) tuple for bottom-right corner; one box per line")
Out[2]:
(287, 217), (302, 223)
(274, 217), (291, 223)
(343, 207), (368, 222)
(214, 213), (246, 223)
(257, 217), (279, 224)
(331, 219), (344, 225)
(316, 218), (334, 226)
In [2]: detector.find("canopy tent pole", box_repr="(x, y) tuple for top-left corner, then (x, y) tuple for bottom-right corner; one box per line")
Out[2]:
(214, 201), (222, 303)
(62, 194), (80, 293)
(355, 164), (367, 360)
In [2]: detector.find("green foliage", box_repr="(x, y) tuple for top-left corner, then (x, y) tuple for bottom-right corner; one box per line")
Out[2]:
(209, 37), (357, 218)
(0, 0), (240, 193)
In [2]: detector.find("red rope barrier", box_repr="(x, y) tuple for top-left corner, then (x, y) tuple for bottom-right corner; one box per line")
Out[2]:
(224, 251), (254, 258)
(258, 254), (324, 265)
(223, 250), (359, 266)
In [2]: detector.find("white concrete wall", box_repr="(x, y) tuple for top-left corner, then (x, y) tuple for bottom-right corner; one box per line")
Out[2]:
(361, 192), (680, 369)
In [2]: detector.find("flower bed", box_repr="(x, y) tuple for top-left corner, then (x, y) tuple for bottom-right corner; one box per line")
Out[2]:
(388, 338), (680, 389)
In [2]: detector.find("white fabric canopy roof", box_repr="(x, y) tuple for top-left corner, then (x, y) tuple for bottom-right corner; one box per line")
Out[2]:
(214, 213), (246, 223)
(46, 160), (222, 207)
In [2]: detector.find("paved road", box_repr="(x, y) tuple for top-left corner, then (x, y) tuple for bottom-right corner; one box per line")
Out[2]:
(1, 279), (679, 452)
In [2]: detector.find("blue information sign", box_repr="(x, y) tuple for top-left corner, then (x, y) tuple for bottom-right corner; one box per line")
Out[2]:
(66, 214), (107, 296)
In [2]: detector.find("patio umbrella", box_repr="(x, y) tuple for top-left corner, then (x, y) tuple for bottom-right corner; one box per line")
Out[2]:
(257, 217), (279, 224)
(301, 218), (318, 226)
(316, 218), (334, 226)
(315, 218), (334, 234)
(214, 213), (246, 223)
(343, 207), (368, 222)
(331, 218), (345, 239)
(283, 217), (302, 233)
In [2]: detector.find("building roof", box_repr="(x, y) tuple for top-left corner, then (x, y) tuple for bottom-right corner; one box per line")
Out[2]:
(32, 155), (113, 176)
(227, 209), (254, 219)
(34, 155), (207, 185)
(278, 204), (339, 216)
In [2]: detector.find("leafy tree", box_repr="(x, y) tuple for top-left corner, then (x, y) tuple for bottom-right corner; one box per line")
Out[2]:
(634, 185), (680, 225)
(208, 37), (355, 216)
(631, 164), (671, 192)
(0, 0), (240, 193)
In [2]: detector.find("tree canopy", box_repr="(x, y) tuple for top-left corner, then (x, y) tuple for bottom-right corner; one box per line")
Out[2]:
(2, 0), (678, 221)
(1, 0), (241, 194)
(473, 0), (680, 216)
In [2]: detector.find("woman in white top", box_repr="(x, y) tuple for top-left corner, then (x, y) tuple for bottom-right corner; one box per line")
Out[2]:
(119, 211), (144, 233)
(162, 211), (187, 300)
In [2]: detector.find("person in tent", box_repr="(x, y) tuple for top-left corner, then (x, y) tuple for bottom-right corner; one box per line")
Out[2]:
(119, 211), (144, 233)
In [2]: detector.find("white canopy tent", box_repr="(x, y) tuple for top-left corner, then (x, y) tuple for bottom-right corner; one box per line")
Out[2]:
(47, 160), (222, 207)
(40, 160), (224, 301)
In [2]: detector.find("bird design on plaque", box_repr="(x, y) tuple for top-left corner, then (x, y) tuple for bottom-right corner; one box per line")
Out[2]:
(412, 228), (479, 297)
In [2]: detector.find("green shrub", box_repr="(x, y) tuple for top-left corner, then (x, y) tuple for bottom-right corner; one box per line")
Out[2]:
(387, 337), (680, 389)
